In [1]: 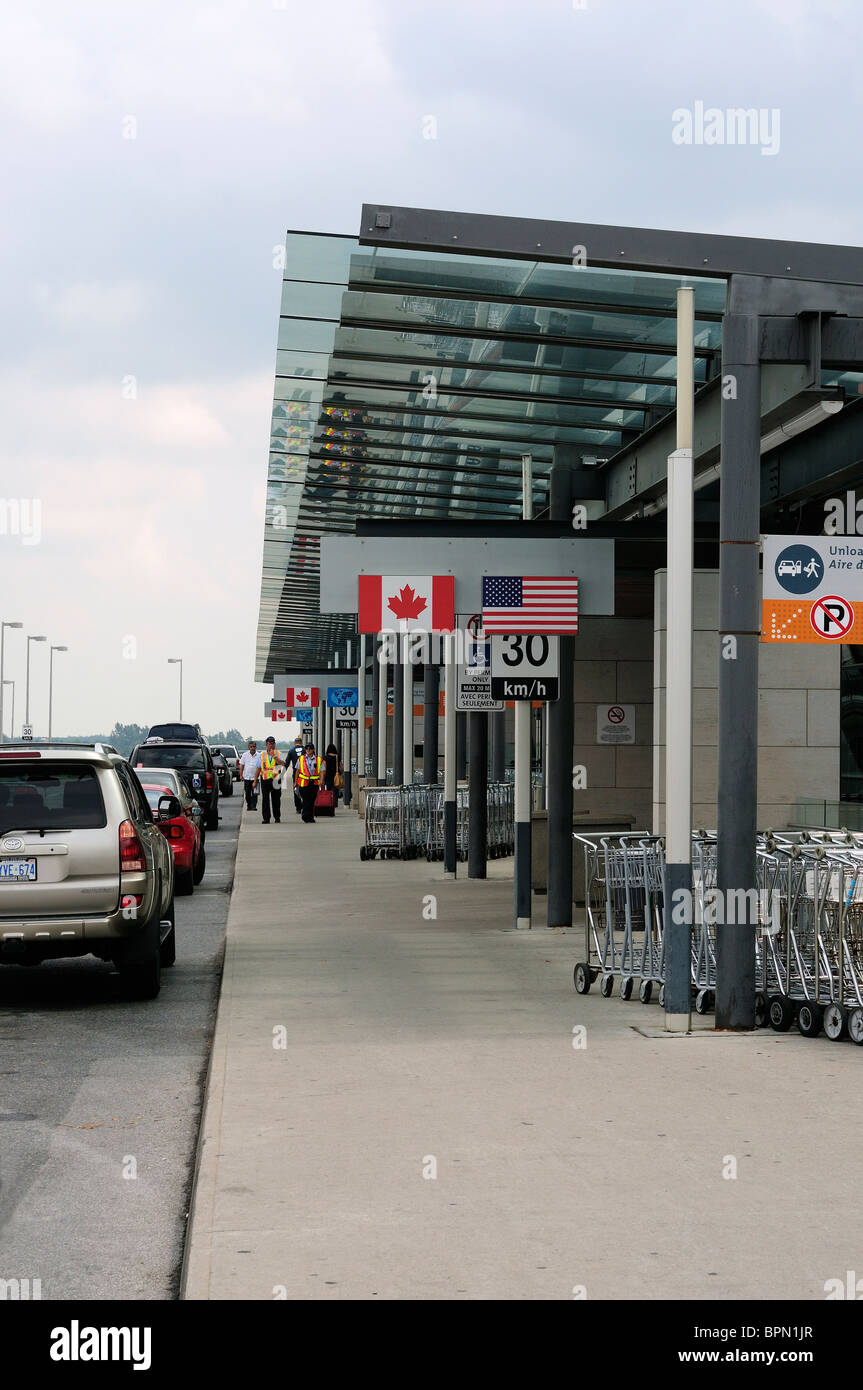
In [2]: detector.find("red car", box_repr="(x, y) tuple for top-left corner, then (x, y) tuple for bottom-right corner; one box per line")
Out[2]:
(139, 781), (205, 895)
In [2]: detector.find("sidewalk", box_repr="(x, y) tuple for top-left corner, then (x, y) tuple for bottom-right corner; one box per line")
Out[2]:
(183, 801), (863, 1301)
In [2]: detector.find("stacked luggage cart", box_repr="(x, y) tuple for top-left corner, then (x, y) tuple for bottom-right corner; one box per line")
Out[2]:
(572, 826), (863, 1043)
(361, 783), (514, 863)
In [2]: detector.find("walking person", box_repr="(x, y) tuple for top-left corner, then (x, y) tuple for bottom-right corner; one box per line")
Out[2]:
(286, 734), (305, 815)
(295, 742), (324, 823)
(239, 740), (261, 811)
(323, 742), (344, 808)
(254, 737), (286, 824)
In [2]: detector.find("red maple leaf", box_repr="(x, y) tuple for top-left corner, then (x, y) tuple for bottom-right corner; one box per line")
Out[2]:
(387, 584), (427, 621)
(296, 690), (310, 704)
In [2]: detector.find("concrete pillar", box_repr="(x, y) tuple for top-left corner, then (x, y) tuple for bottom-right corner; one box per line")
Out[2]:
(547, 458), (575, 927)
(716, 309), (761, 1031)
(393, 651), (404, 784)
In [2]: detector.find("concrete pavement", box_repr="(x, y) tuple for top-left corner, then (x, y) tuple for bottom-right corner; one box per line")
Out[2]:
(183, 799), (863, 1301)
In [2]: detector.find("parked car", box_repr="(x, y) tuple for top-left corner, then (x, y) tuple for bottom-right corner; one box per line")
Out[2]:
(137, 780), (205, 895)
(211, 751), (232, 796)
(132, 765), (205, 841)
(212, 744), (241, 782)
(129, 740), (219, 830)
(0, 743), (175, 998)
(146, 722), (206, 744)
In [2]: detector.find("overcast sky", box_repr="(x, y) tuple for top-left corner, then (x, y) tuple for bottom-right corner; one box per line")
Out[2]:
(1, 0), (859, 737)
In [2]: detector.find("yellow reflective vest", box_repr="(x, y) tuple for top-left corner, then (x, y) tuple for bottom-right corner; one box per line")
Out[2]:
(260, 750), (280, 779)
(296, 754), (322, 787)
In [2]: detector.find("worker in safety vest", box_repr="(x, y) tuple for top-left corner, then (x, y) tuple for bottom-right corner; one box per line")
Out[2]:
(295, 742), (323, 823)
(253, 736), (286, 824)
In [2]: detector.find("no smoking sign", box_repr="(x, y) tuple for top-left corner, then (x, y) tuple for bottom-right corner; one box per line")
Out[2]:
(596, 703), (635, 745)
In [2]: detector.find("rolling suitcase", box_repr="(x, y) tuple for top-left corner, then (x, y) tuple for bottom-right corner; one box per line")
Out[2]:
(315, 787), (335, 817)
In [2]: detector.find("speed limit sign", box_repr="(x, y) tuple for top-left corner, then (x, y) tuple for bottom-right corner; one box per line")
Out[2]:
(490, 634), (559, 700)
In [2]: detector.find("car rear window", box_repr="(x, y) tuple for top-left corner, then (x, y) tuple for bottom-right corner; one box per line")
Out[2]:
(134, 746), (207, 770)
(0, 763), (107, 832)
(141, 787), (179, 814)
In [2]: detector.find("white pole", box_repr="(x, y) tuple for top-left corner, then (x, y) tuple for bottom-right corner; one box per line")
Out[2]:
(664, 286), (695, 1033)
(444, 634), (456, 876)
(515, 700), (532, 928)
(377, 638), (387, 782)
(402, 632), (413, 784)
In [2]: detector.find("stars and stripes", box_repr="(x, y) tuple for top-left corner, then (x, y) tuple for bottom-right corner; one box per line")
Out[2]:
(481, 576), (579, 634)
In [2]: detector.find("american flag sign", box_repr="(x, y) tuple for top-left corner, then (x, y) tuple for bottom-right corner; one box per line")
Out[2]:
(481, 576), (578, 634)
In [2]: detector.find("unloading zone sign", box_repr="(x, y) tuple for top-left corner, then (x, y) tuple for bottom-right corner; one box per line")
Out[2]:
(762, 535), (863, 643)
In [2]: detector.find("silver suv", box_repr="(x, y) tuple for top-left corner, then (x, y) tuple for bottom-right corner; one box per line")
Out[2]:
(0, 744), (175, 999)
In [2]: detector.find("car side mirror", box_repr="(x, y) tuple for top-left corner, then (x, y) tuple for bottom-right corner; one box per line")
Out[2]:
(158, 795), (182, 819)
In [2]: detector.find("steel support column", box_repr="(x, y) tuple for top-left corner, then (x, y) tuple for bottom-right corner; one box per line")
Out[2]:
(547, 460), (574, 927)
(468, 712), (488, 878)
(491, 709), (505, 781)
(456, 711), (467, 781)
(424, 660), (439, 783)
(716, 309), (761, 1030)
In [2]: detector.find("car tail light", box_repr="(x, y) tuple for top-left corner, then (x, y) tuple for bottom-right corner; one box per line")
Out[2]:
(166, 824), (185, 839)
(121, 894), (144, 909)
(0, 751), (41, 759)
(119, 820), (146, 872)
(205, 771), (214, 790)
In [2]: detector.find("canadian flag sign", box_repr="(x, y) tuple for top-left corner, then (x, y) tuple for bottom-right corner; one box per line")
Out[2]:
(358, 575), (455, 633)
(271, 709), (289, 721)
(284, 687), (319, 707)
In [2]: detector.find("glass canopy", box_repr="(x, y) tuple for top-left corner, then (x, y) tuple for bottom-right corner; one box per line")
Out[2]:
(255, 231), (727, 679)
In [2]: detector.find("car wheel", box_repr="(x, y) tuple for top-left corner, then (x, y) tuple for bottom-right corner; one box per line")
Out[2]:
(193, 844), (206, 885)
(224, 781), (233, 796)
(205, 804), (219, 830)
(175, 865), (194, 896)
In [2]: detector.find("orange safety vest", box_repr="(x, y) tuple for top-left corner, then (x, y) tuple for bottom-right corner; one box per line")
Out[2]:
(296, 754), (322, 787)
(260, 750), (280, 779)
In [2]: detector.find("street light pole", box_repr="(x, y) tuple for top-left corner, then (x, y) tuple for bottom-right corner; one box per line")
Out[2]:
(25, 635), (47, 728)
(0, 621), (23, 743)
(168, 659), (183, 719)
(49, 645), (68, 741)
(2, 681), (14, 740)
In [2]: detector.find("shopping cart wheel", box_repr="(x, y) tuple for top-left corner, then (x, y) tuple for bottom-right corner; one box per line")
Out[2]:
(619, 976), (634, 1001)
(573, 962), (591, 995)
(823, 1003), (846, 1041)
(359, 846), (368, 861)
(847, 1007), (863, 1046)
(695, 988), (714, 1016)
(639, 979), (653, 1005)
(796, 1002), (822, 1038)
(768, 994), (795, 1032)
(754, 991), (769, 1028)
(600, 974), (614, 998)
(658, 984), (666, 1008)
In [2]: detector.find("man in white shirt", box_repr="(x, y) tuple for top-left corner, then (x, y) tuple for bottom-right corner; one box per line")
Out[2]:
(239, 740), (261, 810)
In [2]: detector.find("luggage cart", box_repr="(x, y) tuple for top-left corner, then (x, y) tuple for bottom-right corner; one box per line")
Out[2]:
(425, 786), (469, 862)
(360, 788), (405, 860)
(572, 834), (665, 1001)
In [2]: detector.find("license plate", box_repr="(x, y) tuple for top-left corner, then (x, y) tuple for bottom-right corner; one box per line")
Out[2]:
(0, 858), (37, 881)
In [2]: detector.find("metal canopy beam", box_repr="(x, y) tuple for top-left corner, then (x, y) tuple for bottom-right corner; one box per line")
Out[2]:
(602, 366), (832, 517)
(361, 205), (863, 285)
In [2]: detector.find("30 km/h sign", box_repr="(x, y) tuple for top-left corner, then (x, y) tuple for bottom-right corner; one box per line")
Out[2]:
(490, 634), (559, 701)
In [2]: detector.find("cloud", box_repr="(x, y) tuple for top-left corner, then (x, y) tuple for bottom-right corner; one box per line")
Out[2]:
(35, 281), (148, 328)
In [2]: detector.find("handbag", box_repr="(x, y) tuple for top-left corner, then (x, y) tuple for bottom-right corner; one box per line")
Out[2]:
(334, 770), (345, 789)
